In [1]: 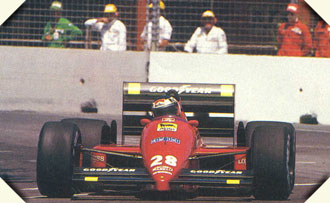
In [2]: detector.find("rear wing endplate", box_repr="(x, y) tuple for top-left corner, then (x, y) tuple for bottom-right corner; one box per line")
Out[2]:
(123, 82), (235, 142)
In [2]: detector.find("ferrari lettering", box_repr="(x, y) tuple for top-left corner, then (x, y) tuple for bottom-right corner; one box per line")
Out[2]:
(190, 170), (243, 175)
(83, 168), (136, 173)
(162, 118), (175, 122)
(149, 85), (213, 94)
(151, 137), (180, 144)
(157, 123), (177, 132)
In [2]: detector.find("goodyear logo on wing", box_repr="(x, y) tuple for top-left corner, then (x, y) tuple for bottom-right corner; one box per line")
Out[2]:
(190, 170), (243, 175)
(83, 168), (136, 173)
(157, 123), (177, 132)
(149, 85), (213, 94)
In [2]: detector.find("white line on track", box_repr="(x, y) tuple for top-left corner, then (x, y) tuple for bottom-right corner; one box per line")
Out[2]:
(74, 193), (90, 196)
(27, 160), (36, 163)
(0, 151), (12, 153)
(21, 188), (38, 191)
(295, 183), (321, 186)
(24, 196), (45, 199)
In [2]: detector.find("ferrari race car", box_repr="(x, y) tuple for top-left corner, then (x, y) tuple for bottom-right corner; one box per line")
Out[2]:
(37, 82), (296, 200)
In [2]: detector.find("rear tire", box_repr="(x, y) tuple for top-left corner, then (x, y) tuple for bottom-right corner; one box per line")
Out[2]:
(237, 121), (245, 147)
(245, 121), (295, 147)
(109, 120), (117, 144)
(252, 125), (296, 200)
(61, 118), (112, 146)
(37, 121), (81, 198)
(61, 118), (116, 166)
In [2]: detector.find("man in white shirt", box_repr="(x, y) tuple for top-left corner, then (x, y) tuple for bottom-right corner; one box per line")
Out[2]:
(84, 4), (126, 51)
(140, 1), (172, 51)
(184, 10), (228, 54)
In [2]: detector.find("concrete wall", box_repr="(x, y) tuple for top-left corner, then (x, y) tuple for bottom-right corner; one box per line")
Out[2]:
(0, 46), (148, 114)
(1, 46), (330, 124)
(149, 52), (330, 124)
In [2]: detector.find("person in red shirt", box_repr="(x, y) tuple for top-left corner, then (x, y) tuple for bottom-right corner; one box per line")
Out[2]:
(313, 18), (330, 57)
(277, 3), (312, 56)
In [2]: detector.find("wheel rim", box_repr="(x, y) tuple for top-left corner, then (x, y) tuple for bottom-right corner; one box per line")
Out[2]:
(72, 130), (81, 166)
(285, 132), (295, 190)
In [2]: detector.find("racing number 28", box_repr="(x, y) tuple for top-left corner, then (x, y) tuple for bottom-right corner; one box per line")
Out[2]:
(150, 155), (177, 167)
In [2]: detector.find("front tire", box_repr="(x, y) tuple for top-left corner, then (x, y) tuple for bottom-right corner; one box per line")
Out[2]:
(37, 121), (81, 198)
(252, 125), (296, 200)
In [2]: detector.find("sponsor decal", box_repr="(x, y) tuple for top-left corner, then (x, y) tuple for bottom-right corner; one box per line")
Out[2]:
(149, 85), (213, 94)
(83, 168), (136, 173)
(127, 83), (141, 94)
(151, 137), (180, 144)
(190, 170), (243, 175)
(152, 165), (173, 172)
(95, 155), (105, 162)
(157, 123), (177, 132)
(162, 117), (175, 122)
(227, 179), (240, 184)
(238, 158), (246, 165)
(85, 177), (98, 182)
(152, 171), (173, 175)
(151, 164), (175, 176)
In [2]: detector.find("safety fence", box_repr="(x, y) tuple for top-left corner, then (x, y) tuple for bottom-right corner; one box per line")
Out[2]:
(0, 0), (321, 55)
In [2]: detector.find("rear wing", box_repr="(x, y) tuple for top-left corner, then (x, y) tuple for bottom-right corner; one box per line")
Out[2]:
(123, 82), (235, 142)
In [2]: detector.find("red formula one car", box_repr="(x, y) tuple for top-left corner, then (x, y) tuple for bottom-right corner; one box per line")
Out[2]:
(37, 82), (296, 200)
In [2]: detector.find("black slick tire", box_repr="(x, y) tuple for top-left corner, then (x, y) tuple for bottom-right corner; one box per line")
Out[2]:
(37, 121), (81, 198)
(252, 125), (296, 200)
(61, 118), (116, 166)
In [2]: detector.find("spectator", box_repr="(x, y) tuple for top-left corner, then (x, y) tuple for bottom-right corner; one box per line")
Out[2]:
(42, 1), (82, 48)
(140, 1), (172, 51)
(277, 3), (312, 56)
(84, 4), (126, 51)
(184, 10), (228, 54)
(313, 18), (330, 57)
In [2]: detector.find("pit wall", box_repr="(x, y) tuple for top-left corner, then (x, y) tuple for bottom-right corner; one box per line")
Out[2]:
(149, 52), (330, 124)
(1, 46), (330, 124)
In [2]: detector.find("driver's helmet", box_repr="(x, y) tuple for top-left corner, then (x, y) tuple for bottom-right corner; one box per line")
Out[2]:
(152, 96), (181, 117)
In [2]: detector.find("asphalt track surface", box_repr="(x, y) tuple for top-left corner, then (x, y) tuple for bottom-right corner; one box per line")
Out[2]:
(0, 110), (329, 202)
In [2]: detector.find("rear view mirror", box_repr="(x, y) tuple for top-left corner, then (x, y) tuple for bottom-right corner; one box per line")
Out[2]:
(140, 119), (151, 126)
(188, 120), (199, 127)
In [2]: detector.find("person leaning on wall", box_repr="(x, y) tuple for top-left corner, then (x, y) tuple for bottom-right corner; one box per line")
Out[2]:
(139, 0), (173, 51)
(84, 4), (127, 51)
(313, 17), (330, 57)
(184, 10), (228, 54)
(42, 1), (82, 48)
(277, 3), (312, 56)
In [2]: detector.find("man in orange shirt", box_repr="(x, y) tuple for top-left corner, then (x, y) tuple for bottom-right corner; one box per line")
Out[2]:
(277, 3), (312, 56)
(313, 18), (330, 57)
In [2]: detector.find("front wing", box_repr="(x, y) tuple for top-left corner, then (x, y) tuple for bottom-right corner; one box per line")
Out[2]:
(72, 167), (254, 188)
